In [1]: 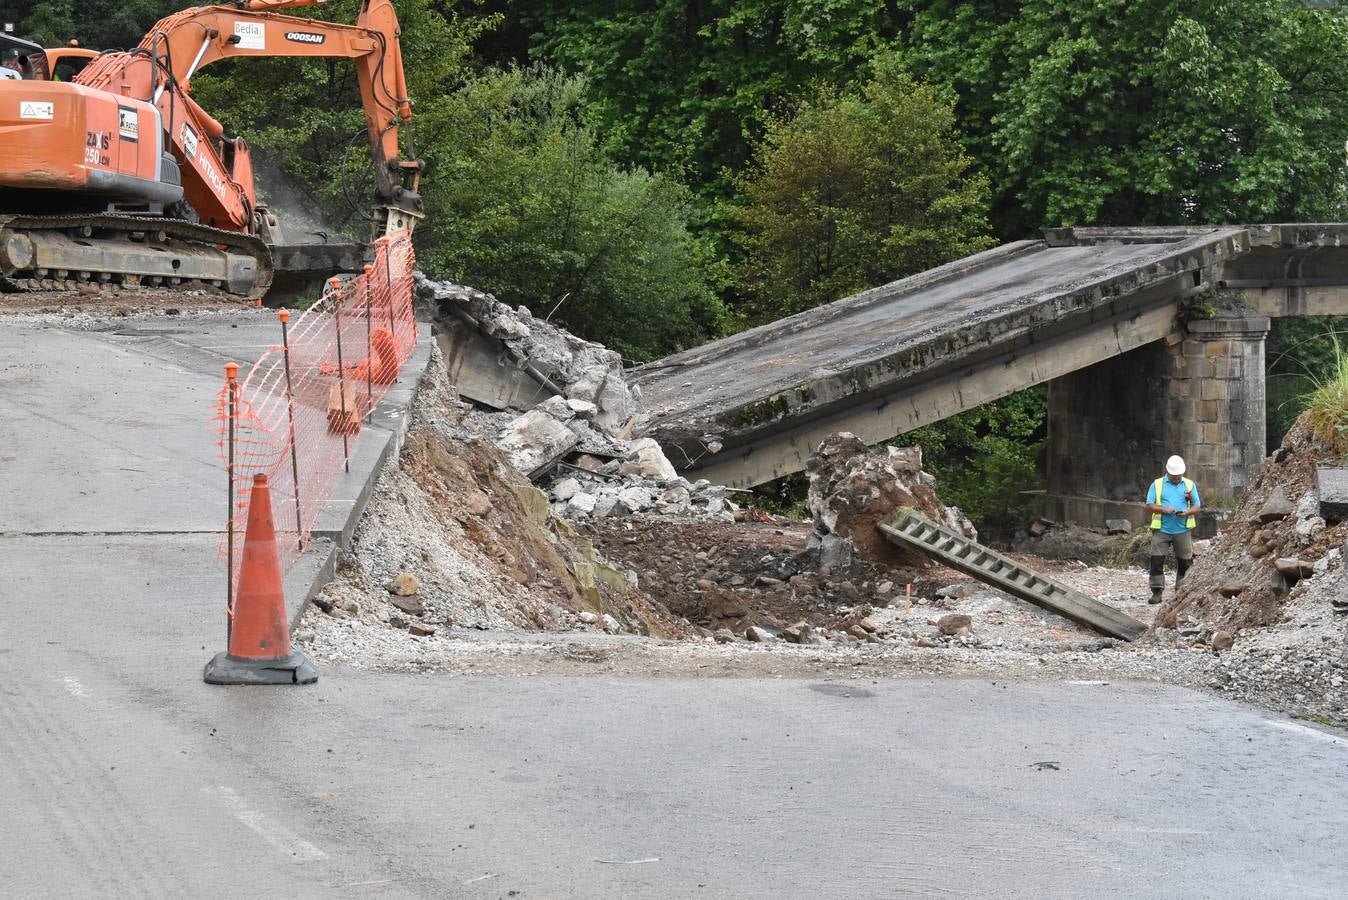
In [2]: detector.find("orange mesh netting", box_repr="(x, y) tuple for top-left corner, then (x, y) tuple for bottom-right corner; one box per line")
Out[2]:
(212, 234), (417, 604)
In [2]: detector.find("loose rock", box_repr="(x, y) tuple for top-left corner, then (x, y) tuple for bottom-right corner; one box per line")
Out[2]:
(386, 572), (420, 597)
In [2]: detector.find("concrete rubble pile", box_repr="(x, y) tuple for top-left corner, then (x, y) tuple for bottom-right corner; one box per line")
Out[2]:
(805, 432), (976, 573)
(417, 275), (738, 522)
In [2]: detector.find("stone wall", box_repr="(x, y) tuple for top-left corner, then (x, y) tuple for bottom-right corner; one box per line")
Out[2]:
(1175, 312), (1269, 502)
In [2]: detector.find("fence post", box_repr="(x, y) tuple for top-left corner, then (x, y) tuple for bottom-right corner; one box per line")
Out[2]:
(363, 263), (374, 422)
(380, 237), (396, 345)
(278, 310), (304, 551)
(224, 361), (238, 643)
(330, 277), (351, 473)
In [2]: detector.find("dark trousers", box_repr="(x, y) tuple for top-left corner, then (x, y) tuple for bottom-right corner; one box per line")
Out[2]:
(1149, 530), (1193, 592)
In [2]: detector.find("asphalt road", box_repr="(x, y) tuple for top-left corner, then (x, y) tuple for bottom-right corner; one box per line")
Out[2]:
(3, 316), (1347, 897)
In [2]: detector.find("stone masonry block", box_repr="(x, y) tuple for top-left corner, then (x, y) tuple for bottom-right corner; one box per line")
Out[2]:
(1203, 340), (1230, 358)
(1202, 422), (1226, 444)
(1196, 399), (1219, 421)
(1200, 379), (1228, 401)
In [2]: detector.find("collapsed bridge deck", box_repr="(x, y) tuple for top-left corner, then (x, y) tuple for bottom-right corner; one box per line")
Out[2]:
(634, 225), (1348, 489)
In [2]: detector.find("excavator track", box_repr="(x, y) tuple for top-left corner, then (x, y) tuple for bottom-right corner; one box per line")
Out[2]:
(0, 214), (273, 300)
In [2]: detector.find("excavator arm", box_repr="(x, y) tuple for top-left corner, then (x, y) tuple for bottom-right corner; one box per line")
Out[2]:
(75, 0), (420, 237)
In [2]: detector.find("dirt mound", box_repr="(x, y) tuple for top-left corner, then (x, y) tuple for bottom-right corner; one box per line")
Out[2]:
(1161, 418), (1345, 637)
(583, 517), (921, 638)
(306, 348), (694, 645)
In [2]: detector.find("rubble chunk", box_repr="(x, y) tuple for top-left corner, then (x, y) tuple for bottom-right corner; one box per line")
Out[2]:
(936, 613), (973, 636)
(1256, 486), (1295, 523)
(1274, 557), (1315, 579)
(386, 572), (420, 597)
(805, 432), (973, 571)
(389, 595), (425, 617)
(620, 437), (678, 481)
(496, 409), (579, 478)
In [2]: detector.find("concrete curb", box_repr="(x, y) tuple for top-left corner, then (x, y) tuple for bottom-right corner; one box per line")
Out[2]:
(285, 328), (434, 628)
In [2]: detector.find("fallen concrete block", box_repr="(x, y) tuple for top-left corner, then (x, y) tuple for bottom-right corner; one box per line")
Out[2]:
(496, 408), (580, 479)
(1316, 465), (1348, 524)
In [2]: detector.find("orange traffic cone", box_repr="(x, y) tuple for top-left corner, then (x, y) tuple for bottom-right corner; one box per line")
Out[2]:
(204, 474), (318, 685)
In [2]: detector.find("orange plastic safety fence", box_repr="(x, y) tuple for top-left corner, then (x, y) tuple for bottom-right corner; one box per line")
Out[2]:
(211, 234), (417, 605)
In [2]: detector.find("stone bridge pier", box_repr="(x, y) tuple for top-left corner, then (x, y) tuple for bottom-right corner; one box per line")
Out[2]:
(1037, 304), (1271, 533)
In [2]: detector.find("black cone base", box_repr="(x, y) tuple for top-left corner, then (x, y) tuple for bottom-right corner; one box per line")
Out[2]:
(203, 650), (318, 685)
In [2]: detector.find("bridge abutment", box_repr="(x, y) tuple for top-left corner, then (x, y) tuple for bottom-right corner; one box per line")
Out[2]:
(1039, 306), (1269, 530)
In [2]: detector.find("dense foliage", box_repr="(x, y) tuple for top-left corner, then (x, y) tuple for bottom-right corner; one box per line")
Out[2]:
(905, 387), (1048, 534)
(904, 0), (1348, 238)
(728, 58), (993, 322)
(12, 0), (1348, 524)
(412, 67), (724, 361)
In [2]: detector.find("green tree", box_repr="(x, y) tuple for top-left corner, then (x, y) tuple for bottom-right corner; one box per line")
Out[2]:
(905, 0), (1348, 237)
(9, 0), (180, 50)
(464, 1), (906, 195)
(413, 67), (724, 360)
(904, 386), (1047, 535)
(728, 59), (993, 321)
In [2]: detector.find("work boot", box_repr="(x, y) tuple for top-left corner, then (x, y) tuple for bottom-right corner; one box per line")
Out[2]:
(1149, 588), (1163, 605)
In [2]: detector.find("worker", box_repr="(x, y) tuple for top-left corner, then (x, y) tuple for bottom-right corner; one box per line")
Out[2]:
(1144, 454), (1202, 604)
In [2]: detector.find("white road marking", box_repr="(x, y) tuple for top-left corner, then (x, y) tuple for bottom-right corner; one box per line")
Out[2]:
(206, 786), (328, 862)
(60, 676), (88, 697)
(1266, 720), (1346, 747)
(462, 873), (498, 885)
(1067, 680), (1110, 686)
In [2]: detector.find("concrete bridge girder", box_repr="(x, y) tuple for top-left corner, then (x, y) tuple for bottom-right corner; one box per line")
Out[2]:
(638, 227), (1250, 485)
(636, 223), (1348, 525)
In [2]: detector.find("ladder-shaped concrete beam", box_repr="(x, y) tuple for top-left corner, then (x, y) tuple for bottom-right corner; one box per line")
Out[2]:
(877, 510), (1147, 641)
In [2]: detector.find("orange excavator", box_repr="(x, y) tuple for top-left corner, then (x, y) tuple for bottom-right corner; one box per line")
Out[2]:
(0, 0), (420, 299)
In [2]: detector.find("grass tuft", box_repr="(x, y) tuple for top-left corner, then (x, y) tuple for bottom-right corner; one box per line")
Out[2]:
(1302, 336), (1348, 455)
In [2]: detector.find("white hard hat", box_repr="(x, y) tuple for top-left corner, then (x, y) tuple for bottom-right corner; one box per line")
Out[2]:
(1165, 455), (1186, 476)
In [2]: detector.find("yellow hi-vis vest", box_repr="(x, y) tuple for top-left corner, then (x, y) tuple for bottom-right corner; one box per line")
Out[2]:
(1150, 477), (1196, 530)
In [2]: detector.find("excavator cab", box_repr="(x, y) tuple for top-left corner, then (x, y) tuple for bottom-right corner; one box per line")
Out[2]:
(0, 28), (98, 82)
(0, 31), (41, 80)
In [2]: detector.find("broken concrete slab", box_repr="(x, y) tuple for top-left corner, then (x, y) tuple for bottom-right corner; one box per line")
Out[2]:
(1316, 466), (1348, 524)
(618, 437), (678, 481)
(496, 409), (579, 479)
(635, 227), (1251, 488)
(879, 509), (1148, 641)
(417, 275), (642, 437)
